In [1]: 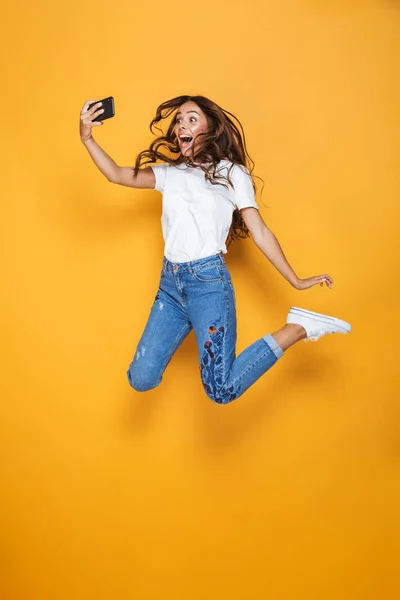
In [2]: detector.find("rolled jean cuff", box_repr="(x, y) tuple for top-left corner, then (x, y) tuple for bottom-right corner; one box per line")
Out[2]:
(262, 333), (284, 359)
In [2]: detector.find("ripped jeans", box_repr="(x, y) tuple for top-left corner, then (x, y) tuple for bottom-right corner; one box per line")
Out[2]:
(127, 252), (284, 404)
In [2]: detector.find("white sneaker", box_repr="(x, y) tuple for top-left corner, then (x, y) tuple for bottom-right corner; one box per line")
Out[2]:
(286, 306), (352, 342)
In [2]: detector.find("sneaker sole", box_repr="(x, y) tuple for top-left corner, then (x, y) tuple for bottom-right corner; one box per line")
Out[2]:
(289, 307), (352, 333)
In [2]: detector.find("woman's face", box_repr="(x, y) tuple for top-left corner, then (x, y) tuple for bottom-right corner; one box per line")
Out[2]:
(174, 101), (209, 158)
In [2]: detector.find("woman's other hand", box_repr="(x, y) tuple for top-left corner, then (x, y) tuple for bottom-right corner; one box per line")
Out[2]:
(295, 274), (333, 290)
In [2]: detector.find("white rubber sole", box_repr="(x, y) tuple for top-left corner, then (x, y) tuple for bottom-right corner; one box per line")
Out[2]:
(288, 307), (352, 333)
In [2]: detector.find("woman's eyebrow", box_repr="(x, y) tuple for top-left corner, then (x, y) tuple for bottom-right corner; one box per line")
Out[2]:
(176, 110), (200, 116)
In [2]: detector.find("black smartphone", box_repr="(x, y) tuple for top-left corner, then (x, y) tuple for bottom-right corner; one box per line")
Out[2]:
(88, 96), (115, 122)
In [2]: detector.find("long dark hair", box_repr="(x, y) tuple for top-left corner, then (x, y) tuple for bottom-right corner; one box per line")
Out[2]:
(132, 95), (264, 246)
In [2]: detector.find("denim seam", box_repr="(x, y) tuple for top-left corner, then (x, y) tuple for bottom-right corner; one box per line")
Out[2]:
(221, 273), (230, 384)
(193, 273), (223, 283)
(192, 264), (223, 282)
(165, 253), (222, 274)
(192, 260), (221, 271)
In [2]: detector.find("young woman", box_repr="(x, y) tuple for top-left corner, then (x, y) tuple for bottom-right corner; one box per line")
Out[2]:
(80, 94), (351, 404)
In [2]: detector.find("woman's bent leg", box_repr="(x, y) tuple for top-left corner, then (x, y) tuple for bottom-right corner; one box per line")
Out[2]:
(127, 286), (192, 392)
(186, 264), (283, 404)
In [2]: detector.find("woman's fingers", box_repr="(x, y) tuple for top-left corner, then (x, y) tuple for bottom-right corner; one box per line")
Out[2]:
(80, 100), (103, 117)
(298, 274), (334, 290)
(88, 107), (104, 120)
(318, 274), (333, 288)
(80, 106), (104, 124)
(80, 99), (105, 139)
(311, 275), (333, 288)
(80, 100), (96, 115)
(88, 101), (103, 114)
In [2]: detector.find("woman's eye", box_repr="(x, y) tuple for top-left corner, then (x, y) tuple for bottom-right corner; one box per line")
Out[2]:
(176, 117), (196, 124)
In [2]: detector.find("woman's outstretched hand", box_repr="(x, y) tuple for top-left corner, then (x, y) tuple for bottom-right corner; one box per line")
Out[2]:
(295, 274), (333, 290)
(80, 100), (105, 141)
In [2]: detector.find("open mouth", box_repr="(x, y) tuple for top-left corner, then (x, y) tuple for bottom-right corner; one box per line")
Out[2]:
(179, 135), (193, 148)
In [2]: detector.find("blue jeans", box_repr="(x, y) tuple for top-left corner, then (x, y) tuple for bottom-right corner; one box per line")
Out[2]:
(127, 252), (284, 404)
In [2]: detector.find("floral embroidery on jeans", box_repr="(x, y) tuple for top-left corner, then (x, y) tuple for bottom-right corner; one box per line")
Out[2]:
(199, 324), (238, 404)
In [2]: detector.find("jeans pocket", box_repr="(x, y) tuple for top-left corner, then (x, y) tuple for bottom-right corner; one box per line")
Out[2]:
(193, 264), (223, 282)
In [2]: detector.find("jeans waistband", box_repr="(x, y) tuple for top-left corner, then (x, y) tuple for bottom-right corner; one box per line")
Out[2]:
(162, 252), (225, 273)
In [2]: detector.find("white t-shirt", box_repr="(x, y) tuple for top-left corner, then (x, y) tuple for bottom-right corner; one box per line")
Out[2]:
(150, 160), (259, 263)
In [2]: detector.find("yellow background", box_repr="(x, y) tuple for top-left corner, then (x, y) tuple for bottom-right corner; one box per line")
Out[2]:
(1, 1), (399, 598)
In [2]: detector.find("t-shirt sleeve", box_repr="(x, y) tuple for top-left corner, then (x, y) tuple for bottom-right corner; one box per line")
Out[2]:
(230, 164), (259, 211)
(150, 163), (169, 193)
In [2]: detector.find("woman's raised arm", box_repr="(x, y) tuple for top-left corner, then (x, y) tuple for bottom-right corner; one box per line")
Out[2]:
(80, 99), (156, 189)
